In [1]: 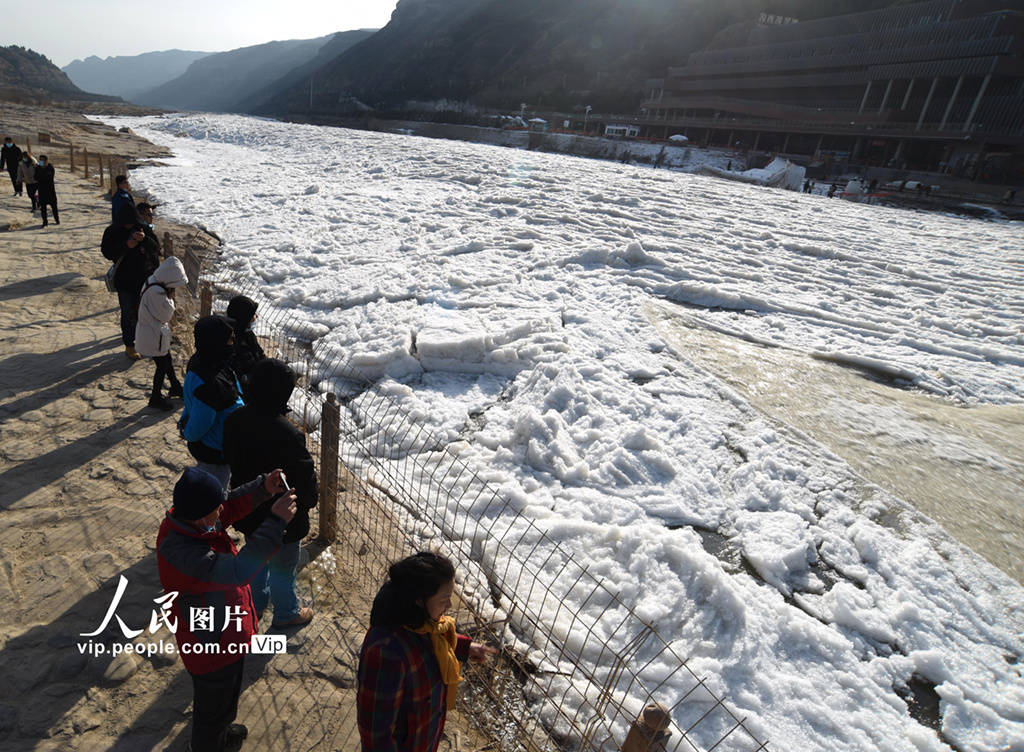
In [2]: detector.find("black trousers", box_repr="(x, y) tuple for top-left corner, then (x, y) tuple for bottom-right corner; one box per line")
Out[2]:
(6, 167), (19, 193)
(39, 198), (58, 224)
(152, 353), (181, 397)
(190, 657), (245, 752)
(25, 182), (37, 209)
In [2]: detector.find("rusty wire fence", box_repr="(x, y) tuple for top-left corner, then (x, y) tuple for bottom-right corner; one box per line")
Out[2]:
(196, 268), (770, 752)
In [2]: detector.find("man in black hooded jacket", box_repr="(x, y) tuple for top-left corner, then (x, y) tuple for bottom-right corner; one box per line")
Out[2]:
(223, 358), (316, 628)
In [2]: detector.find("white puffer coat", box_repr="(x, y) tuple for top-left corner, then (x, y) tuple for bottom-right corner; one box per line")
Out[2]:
(135, 256), (188, 357)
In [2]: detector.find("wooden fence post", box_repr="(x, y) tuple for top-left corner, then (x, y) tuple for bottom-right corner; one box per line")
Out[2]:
(163, 232), (173, 260)
(83, 148), (89, 179)
(99, 155), (105, 188)
(621, 703), (671, 752)
(318, 393), (340, 543)
(69, 143), (75, 173)
(200, 282), (213, 317)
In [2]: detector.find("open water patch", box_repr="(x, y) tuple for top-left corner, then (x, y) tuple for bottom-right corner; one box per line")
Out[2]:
(648, 303), (1024, 584)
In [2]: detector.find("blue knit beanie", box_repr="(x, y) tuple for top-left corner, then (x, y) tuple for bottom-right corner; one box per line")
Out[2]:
(172, 467), (225, 520)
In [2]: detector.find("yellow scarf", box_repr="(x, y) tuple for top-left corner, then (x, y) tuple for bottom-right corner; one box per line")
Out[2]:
(407, 615), (461, 710)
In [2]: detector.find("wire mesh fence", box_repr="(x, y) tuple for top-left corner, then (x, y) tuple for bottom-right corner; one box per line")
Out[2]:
(197, 267), (771, 752)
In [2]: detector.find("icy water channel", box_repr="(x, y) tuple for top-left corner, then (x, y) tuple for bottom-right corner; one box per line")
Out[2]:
(649, 302), (1024, 584)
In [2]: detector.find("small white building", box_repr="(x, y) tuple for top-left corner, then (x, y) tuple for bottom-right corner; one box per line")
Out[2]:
(605, 124), (640, 138)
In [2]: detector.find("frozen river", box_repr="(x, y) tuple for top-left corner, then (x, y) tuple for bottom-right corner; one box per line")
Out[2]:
(104, 113), (1024, 752)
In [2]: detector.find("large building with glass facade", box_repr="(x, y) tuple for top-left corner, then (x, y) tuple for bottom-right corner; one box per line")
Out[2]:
(639, 0), (1024, 182)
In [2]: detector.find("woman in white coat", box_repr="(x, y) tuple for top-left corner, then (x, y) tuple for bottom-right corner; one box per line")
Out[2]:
(135, 256), (188, 410)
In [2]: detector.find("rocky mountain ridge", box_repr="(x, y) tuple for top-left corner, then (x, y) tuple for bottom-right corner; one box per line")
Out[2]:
(266, 0), (906, 118)
(63, 50), (212, 100)
(0, 45), (119, 104)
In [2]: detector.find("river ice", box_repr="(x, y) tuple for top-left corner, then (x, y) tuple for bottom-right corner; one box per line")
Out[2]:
(102, 113), (1024, 752)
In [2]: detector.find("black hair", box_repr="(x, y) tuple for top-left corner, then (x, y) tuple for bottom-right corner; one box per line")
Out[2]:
(137, 202), (154, 213)
(245, 358), (295, 415)
(116, 174), (128, 186)
(369, 552), (455, 628)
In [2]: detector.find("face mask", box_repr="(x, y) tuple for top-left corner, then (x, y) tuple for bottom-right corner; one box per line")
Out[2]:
(146, 223), (154, 229)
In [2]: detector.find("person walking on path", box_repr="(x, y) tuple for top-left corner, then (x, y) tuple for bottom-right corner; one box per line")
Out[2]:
(16, 152), (37, 212)
(1, 136), (23, 195)
(225, 295), (266, 397)
(102, 204), (160, 358)
(180, 315), (245, 489)
(135, 256), (188, 411)
(358, 552), (497, 752)
(224, 358), (317, 628)
(34, 155), (59, 226)
(111, 175), (134, 222)
(157, 466), (297, 752)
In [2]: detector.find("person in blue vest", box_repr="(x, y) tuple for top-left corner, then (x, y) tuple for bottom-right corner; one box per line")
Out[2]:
(111, 175), (135, 222)
(179, 315), (245, 490)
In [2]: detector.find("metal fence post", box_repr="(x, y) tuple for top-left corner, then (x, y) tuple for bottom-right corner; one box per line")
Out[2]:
(621, 703), (671, 752)
(200, 282), (212, 317)
(318, 392), (340, 542)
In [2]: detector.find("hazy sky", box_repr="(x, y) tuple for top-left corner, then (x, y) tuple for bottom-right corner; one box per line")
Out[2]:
(0, 0), (400, 67)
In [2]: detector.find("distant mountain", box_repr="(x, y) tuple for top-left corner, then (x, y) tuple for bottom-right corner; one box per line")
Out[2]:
(0, 45), (119, 104)
(63, 50), (212, 100)
(132, 31), (375, 113)
(241, 30), (378, 114)
(266, 0), (902, 117)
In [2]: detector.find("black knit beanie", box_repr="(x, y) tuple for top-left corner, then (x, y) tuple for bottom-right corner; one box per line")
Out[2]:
(172, 467), (225, 521)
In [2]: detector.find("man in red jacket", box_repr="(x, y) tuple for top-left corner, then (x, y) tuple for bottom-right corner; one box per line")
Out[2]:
(158, 466), (296, 752)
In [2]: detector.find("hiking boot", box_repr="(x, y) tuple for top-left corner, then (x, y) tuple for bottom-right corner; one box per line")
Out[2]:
(148, 395), (174, 411)
(272, 607), (313, 629)
(125, 345), (141, 360)
(167, 384), (184, 399)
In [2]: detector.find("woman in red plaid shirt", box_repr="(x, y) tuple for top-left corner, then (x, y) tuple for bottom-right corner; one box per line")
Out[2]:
(358, 552), (497, 752)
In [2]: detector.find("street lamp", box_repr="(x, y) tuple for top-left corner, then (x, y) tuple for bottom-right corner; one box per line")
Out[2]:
(584, 105), (592, 134)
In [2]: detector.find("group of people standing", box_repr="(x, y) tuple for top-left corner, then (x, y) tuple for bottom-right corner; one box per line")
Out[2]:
(96, 175), (496, 751)
(2, 136), (59, 225)
(162, 309), (495, 751)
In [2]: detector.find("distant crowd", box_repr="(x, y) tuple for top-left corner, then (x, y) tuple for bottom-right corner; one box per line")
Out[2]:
(2, 137), (498, 752)
(2, 135), (59, 225)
